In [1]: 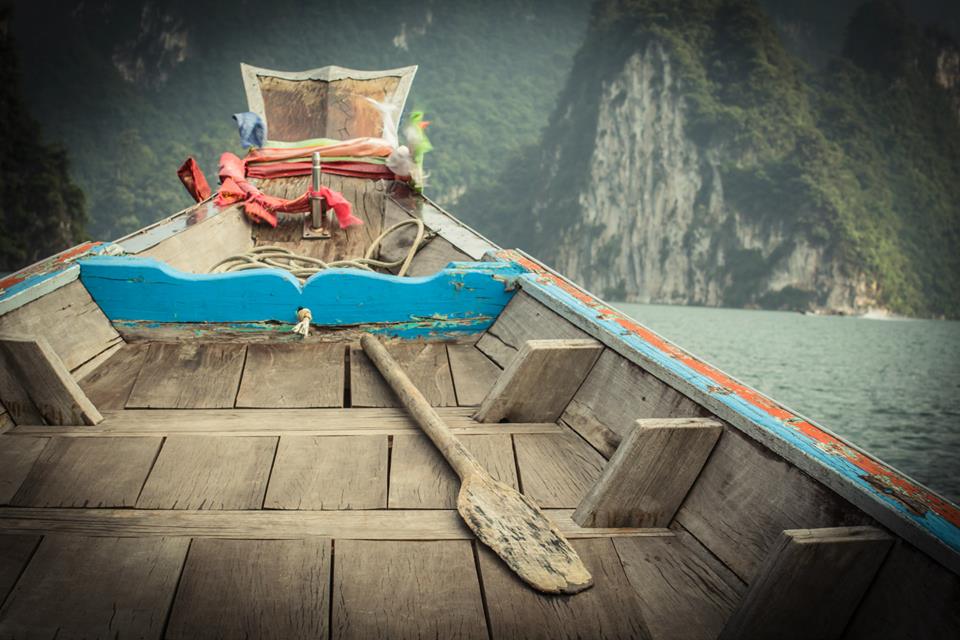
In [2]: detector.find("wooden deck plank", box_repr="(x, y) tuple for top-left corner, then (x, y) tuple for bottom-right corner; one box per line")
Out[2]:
(166, 538), (331, 640)
(78, 342), (149, 411)
(614, 535), (742, 640)
(0, 535), (188, 640)
(126, 343), (247, 409)
(0, 507), (671, 539)
(447, 343), (501, 406)
(478, 537), (652, 639)
(136, 436), (277, 510)
(350, 343), (456, 407)
(264, 435), (387, 509)
(0, 436), (47, 505)
(0, 358), (45, 425)
(561, 348), (708, 458)
(0, 535), (40, 605)
(332, 539), (487, 640)
(388, 434), (518, 508)
(11, 437), (161, 508)
(674, 427), (873, 583)
(475, 332), (515, 369)
(0, 280), (122, 372)
(514, 431), (606, 508)
(236, 343), (345, 408)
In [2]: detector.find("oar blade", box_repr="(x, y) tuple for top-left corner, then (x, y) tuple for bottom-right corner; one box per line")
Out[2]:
(458, 473), (594, 594)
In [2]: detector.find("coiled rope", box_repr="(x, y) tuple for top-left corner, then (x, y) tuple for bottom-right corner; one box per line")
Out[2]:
(209, 217), (428, 279)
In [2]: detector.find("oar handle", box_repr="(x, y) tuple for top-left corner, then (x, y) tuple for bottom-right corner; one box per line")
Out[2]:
(361, 335), (482, 480)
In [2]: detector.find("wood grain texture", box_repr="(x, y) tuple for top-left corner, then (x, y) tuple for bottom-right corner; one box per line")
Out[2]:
(141, 205), (253, 273)
(236, 343), (345, 408)
(0, 534), (40, 605)
(447, 343), (501, 406)
(674, 427), (874, 583)
(350, 342), (456, 407)
(136, 436), (277, 509)
(476, 339), (602, 423)
(482, 291), (590, 367)
(561, 348), (708, 458)
(0, 280), (121, 371)
(475, 332), (516, 369)
(614, 535), (742, 640)
(78, 343), (148, 410)
(0, 535), (188, 640)
(573, 418), (723, 528)
(388, 434), (517, 508)
(12, 437), (160, 508)
(514, 431), (606, 508)
(127, 342), (246, 409)
(264, 435), (387, 509)
(0, 336), (102, 425)
(478, 537), (652, 639)
(70, 340), (123, 383)
(0, 360), (44, 425)
(844, 540), (960, 640)
(0, 436), (46, 505)
(404, 236), (472, 277)
(719, 527), (893, 640)
(166, 538), (331, 640)
(0, 507), (668, 539)
(332, 539), (487, 640)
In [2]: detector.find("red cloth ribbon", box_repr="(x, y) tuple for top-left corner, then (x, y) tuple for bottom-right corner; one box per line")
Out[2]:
(177, 157), (212, 202)
(213, 152), (364, 228)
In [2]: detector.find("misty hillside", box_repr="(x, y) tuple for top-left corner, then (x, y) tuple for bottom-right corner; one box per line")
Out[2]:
(460, 0), (960, 318)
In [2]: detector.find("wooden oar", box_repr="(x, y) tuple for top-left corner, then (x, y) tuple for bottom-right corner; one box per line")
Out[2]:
(361, 334), (593, 594)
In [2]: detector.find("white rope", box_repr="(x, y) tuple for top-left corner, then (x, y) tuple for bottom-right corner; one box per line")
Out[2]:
(208, 217), (429, 279)
(292, 307), (312, 337)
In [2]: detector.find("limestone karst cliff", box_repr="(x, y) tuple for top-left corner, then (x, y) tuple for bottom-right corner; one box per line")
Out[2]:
(462, 0), (960, 317)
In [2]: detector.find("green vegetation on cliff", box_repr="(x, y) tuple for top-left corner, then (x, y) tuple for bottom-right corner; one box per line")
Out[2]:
(465, 0), (960, 317)
(0, 7), (87, 271)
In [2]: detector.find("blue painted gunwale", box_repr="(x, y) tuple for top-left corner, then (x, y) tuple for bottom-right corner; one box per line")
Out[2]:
(78, 256), (522, 337)
(492, 249), (960, 573)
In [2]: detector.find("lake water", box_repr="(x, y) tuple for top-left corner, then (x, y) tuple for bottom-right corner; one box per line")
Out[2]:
(615, 303), (960, 504)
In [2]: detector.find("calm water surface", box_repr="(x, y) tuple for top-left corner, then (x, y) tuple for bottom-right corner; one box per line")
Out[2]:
(615, 303), (960, 504)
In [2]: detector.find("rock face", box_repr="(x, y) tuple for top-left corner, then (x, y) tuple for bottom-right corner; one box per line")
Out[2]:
(536, 42), (878, 314)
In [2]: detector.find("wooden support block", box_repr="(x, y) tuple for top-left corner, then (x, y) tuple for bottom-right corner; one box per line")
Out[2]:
(718, 526), (893, 640)
(0, 335), (102, 425)
(475, 338), (602, 423)
(573, 418), (722, 528)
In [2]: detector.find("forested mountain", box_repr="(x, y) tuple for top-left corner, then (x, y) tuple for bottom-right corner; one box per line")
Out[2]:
(0, 6), (86, 270)
(460, 0), (960, 317)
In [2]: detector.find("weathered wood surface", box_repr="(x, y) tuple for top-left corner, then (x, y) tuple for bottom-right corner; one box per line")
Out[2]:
(446, 343), (501, 406)
(0, 507), (665, 539)
(561, 348), (708, 457)
(0, 534), (40, 604)
(573, 418), (723, 528)
(0, 535), (188, 640)
(0, 405), (13, 432)
(478, 537), (652, 639)
(66, 339), (123, 385)
(0, 363), (43, 425)
(388, 434), (517, 508)
(236, 343), (345, 408)
(264, 435), (387, 509)
(12, 437), (160, 508)
(475, 332), (516, 368)
(476, 339), (602, 423)
(331, 539), (487, 640)
(0, 436), (46, 504)
(476, 291), (590, 368)
(136, 436), (277, 509)
(405, 236), (473, 277)
(0, 336), (102, 425)
(350, 343), (456, 407)
(140, 204), (253, 272)
(0, 280), (121, 372)
(844, 540), (960, 639)
(361, 334), (592, 594)
(719, 527), (893, 640)
(127, 343), (247, 409)
(514, 431), (607, 508)
(8, 407), (562, 437)
(77, 343), (148, 410)
(614, 534), (743, 640)
(674, 426), (873, 583)
(166, 538), (331, 640)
